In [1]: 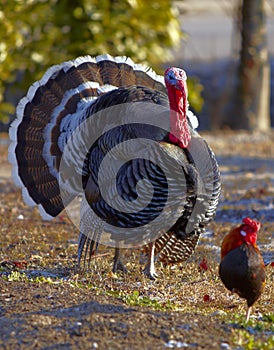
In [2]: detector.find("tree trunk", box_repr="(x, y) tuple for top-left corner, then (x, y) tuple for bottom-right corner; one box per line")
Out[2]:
(227, 0), (270, 130)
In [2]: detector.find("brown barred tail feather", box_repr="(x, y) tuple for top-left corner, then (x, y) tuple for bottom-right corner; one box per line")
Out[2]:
(8, 55), (166, 220)
(156, 232), (201, 264)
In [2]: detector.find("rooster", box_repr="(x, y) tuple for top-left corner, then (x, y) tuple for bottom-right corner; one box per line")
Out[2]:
(9, 55), (221, 278)
(219, 217), (266, 321)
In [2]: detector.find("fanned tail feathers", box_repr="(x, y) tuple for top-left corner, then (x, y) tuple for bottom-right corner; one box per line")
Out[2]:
(8, 55), (166, 219)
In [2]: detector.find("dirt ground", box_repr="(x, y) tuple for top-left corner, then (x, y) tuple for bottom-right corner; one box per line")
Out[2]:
(0, 130), (273, 350)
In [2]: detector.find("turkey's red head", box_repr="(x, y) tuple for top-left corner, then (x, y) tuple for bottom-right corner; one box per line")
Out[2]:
(164, 67), (190, 149)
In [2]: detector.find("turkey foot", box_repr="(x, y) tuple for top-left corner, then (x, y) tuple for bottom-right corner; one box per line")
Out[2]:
(143, 264), (158, 280)
(112, 248), (128, 273)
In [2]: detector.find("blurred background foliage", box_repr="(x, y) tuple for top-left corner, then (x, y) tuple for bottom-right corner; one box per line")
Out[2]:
(0, 0), (203, 129)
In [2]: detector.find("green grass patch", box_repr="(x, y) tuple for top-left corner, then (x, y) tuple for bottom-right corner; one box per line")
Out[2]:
(232, 329), (274, 350)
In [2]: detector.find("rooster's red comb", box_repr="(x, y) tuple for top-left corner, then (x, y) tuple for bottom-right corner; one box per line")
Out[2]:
(242, 217), (261, 231)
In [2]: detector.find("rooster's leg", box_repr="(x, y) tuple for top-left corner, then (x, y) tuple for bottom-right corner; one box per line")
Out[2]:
(245, 306), (252, 322)
(143, 242), (158, 280)
(112, 248), (127, 273)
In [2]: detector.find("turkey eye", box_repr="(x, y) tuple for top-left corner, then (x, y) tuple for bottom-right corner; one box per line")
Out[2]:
(168, 72), (176, 82)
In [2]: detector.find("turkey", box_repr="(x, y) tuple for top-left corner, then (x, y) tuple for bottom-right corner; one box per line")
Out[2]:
(8, 55), (221, 279)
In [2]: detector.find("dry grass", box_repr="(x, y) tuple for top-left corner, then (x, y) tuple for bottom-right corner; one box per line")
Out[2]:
(0, 131), (274, 349)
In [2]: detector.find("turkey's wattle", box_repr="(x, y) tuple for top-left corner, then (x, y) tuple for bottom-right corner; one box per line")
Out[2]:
(8, 55), (221, 279)
(165, 67), (190, 148)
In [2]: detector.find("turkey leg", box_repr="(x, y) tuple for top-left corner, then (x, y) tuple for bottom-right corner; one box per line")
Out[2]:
(112, 247), (128, 273)
(143, 242), (158, 280)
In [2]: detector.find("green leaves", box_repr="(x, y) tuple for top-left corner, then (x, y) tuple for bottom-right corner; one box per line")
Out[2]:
(0, 1), (203, 126)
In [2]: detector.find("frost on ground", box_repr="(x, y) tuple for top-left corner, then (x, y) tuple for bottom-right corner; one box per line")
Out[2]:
(203, 131), (274, 267)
